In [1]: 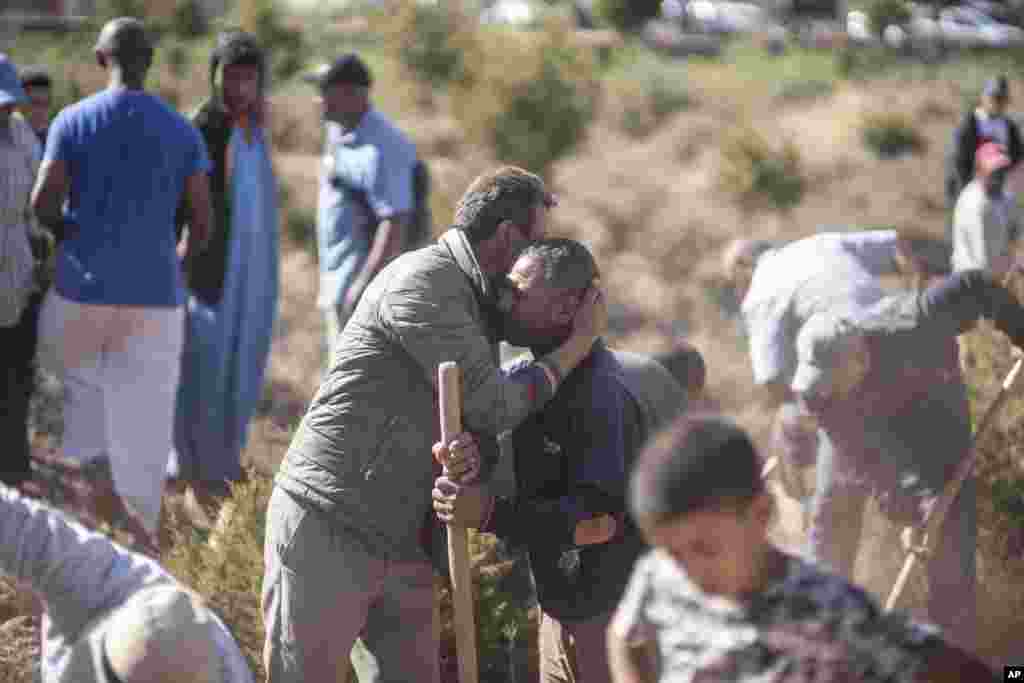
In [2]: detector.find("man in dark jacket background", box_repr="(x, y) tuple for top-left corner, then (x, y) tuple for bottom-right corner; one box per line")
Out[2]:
(946, 75), (1022, 227)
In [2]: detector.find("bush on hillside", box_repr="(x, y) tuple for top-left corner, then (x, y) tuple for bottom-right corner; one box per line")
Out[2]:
(773, 79), (834, 103)
(593, 0), (661, 32)
(170, 0), (208, 39)
(452, 20), (598, 176)
(866, 0), (912, 37)
(95, 0), (149, 22)
(719, 127), (805, 211)
(859, 111), (925, 158)
(242, 0), (308, 84)
(386, 2), (468, 88)
(162, 39), (191, 80)
(608, 56), (692, 138)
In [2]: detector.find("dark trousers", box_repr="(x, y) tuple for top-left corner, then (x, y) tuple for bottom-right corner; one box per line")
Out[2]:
(0, 290), (43, 486)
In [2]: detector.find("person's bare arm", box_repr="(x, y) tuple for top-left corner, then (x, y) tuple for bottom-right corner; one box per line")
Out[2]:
(30, 159), (69, 238)
(607, 630), (657, 683)
(345, 213), (410, 313)
(180, 170), (212, 262)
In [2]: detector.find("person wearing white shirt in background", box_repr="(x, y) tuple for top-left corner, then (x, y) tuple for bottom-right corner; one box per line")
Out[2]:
(952, 141), (1021, 279)
(720, 231), (942, 504)
(945, 75), (1023, 220)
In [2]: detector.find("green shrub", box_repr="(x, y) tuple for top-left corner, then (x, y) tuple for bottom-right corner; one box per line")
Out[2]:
(50, 78), (84, 118)
(593, 0), (661, 32)
(773, 78), (834, 103)
(860, 111), (925, 158)
(387, 1), (468, 88)
(94, 0), (149, 22)
(609, 56), (692, 138)
(284, 206), (318, 258)
(866, 0), (911, 37)
(719, 127), (805, 211)
(453, 21), (598, 176)
(162, 39), (191, 80)
(170, 0), (208, 39)
(241, 0), (308, 84)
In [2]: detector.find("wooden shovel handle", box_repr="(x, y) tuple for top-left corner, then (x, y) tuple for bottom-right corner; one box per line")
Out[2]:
(885, 356), (1024, 611)
(438, 361), (479, 683)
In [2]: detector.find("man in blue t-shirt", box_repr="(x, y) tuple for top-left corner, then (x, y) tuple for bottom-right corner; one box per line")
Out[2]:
(30, 17), (212, 549)
(302, 53), (418, 361)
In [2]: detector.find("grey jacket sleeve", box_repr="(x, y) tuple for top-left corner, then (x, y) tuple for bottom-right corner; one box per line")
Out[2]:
(383, 269), (553, 436)
(918, 269), (1024, 347)
(0, 486), (172, 640)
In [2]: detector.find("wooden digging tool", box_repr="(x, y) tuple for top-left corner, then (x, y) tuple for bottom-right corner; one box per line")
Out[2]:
(885, 355), (1024, 611)
(438, 361), (479, 683)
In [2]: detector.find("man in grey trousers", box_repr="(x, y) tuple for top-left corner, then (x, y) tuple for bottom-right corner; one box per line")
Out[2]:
(262, 167), (607, 682)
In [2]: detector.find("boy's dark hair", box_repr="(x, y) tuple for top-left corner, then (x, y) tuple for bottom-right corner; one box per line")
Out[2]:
(630, 414), (764, 526)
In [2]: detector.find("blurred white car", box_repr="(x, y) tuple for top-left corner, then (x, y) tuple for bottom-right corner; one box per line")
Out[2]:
(846, 9), (874, 42)
(937, 6), (1024, 47)
(685, 0), (783, 34)
(480, 0), (536, 26)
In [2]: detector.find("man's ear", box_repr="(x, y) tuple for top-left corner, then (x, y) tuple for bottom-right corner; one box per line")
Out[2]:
(752, 491), (775, 530)
(95, 50), (106, 69)
(493, 220), (517, 263)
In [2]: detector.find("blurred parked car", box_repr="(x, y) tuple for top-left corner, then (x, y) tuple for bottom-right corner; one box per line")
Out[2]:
(683, 0), (786, 34)
(642, 16), (724, 55)
(480, 0), (537, 26)
(936, 6), (1024, 47)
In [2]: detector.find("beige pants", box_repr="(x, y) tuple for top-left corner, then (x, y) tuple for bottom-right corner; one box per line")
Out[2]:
(262, 487), (440, 683)
(539, 611), (614, 683)
(36, 291), (184, 534)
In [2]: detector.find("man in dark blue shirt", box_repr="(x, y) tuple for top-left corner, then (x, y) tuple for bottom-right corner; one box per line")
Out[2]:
(434, 238), (691, 683)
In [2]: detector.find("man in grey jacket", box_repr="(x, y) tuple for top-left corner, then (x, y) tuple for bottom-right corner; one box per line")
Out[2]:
(0, 484), (252, 683)
(262, 167), (607, 682)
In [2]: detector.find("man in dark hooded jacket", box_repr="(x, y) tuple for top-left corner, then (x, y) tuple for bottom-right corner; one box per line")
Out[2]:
(169, 29), (280, 525)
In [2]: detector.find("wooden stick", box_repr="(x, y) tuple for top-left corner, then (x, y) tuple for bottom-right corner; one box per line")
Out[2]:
(438, 361), (479, 683)
(885, 356), (1024, 611)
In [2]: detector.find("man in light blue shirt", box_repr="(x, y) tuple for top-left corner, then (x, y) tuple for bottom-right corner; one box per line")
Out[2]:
(303, 54), (418, 359)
